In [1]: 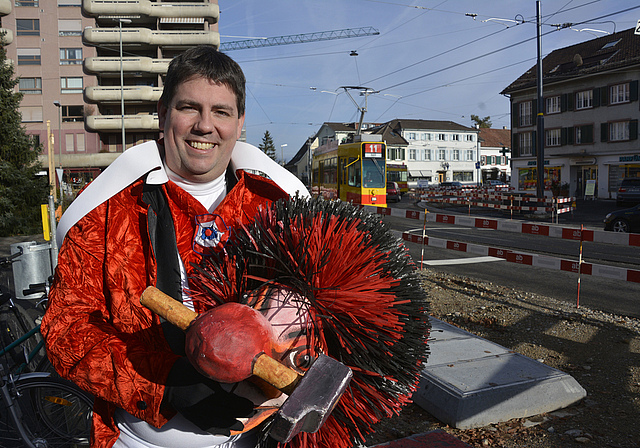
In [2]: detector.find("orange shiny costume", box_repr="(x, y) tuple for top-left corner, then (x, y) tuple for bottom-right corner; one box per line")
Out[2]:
(40, 170), (288, 448)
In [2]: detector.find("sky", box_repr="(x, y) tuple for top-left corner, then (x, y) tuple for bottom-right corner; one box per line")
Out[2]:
(218, 1), (640, 163)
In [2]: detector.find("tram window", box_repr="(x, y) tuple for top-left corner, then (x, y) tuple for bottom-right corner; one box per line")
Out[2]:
(363, 159), (385, 188)
(348, 161), (360, 187)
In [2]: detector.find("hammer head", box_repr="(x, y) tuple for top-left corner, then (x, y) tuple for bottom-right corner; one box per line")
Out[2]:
(269, 353), (352, 443)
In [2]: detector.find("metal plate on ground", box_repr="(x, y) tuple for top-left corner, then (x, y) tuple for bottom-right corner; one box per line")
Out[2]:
(412, 318), (586, 429)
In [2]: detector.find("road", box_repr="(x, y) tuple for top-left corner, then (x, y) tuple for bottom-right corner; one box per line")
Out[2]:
(383, 196), (640, 319)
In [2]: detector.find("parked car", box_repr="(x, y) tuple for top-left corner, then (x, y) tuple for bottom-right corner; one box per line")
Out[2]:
(604, 204), (640, 233)
(439, 181), (463, 189)
(616, 178), (640, 206)
(387, 181), (401, 202)
(485, 179), (507, 187)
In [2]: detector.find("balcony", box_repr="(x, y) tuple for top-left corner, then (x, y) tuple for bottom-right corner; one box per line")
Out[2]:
(84, 56), (170, 75)
(0, 28), (13, 44)
(85, 114), (159, 132)
(0, 0), (11, 16)
(82, 0), (218, 22)
(84, 85), (162, 103)
(83, 27), (219, 48)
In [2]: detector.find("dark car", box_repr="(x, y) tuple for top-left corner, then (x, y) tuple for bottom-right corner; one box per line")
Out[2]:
(616, 178), (640, 206)
(604, 204), (640, 233)
(387, 181), (401, 203)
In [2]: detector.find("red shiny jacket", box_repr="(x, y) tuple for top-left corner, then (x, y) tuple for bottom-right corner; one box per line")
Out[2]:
(40, 171), (288, 448)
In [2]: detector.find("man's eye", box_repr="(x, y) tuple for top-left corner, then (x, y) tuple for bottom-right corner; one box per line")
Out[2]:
(285, 346), (315, 372)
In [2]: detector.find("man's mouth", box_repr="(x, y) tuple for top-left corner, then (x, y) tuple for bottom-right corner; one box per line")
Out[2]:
(188, 141), (215, 150)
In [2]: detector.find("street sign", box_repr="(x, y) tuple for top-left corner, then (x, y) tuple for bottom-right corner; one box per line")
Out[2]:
(475, 162), (480, 169)
(636, 19), (640, 35)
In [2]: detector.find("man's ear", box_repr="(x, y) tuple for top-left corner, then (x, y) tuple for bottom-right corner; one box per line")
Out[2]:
(158, 99), (167, 131)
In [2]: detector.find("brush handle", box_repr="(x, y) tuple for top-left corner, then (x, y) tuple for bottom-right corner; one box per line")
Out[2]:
(140, 286), (197, 330)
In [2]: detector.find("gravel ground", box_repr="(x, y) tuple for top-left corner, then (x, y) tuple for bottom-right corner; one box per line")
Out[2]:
(363, 269), (640, 448)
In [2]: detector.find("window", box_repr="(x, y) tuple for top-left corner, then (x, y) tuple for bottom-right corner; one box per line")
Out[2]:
(20, 106), (43, 122)
(575, 124), (593, 144)
(77, 133), (85, 152)
(16, 19), (39, 36)
(17, 48), (40, 65)
(66, 134), (75, 152)
(422, 149), (431, 161)
(575, 90), (593, 109)
(18, 77), (42, 94)
(519, 132), (533, 156)
(406, 132), (416, 140)
(545, 128), (561, 147)
(546, 96), (561, 114)
(610, 83), (630, 104)
(465, 134), (475, 142)
(408, 148), (416, 161)
(426, 133), (433, 140)
(437, 149), (446, 161)
(58, 19), (82, 36)
(452, 149), (460, 161)
(15, 0), (39, 6)
(61, 77), (83, 94)
(610, 121), (630, 141)
(437, 133), (446, 141)
(451, 134), (460, 142)
(58, 0), (81, 5)
(465, 150), (474, 161)
(519, 101), (532, 126)
(60, 48), (82, 65)
(62, 105), (84, 122)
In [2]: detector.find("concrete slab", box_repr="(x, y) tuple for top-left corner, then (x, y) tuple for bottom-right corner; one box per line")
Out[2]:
(412, 318), (586, 429)
(368, 429), (471, 447)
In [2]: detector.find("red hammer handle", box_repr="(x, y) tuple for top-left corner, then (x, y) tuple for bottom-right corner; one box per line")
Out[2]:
(140, 286), (301, 393)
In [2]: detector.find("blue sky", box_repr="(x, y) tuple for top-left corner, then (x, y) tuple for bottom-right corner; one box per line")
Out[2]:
(218, 1), (640, 162)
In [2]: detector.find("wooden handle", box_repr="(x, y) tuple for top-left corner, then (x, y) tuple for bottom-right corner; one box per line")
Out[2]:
(140, 286), (197, 331)
(253, 353), (301, 396)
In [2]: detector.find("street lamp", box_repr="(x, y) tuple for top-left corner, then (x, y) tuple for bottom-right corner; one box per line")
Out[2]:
(53, 101), (63, 208)
(280, 144), (287, 166)
(112, 18), (131, 151)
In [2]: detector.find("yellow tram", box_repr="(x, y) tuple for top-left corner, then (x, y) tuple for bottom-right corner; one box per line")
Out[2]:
(311, 136), (387, 207)
(386, 162), (408, 193)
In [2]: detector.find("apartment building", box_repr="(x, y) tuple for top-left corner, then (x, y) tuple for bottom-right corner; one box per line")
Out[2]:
(478, 127), (511, 183)
(1, 0), (219, 192)
(501, 27), (639, 199)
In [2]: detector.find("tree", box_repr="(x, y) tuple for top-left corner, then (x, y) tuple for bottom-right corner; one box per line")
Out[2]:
(471, 115), (492, 128)
(258, 130), (277, 162)
(0, 42), (49, 236)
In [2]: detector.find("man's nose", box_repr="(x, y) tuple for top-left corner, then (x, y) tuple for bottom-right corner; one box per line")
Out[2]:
(193, 112), (215, 134)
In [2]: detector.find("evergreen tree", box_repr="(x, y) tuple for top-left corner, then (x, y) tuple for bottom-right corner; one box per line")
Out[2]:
(471, 115), (492, 128)
(0, 42), (49, 236)
(258, 130), (277, 162)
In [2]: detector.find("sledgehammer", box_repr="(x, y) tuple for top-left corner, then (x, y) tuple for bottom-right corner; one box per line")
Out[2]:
(140, 286), (352, 442)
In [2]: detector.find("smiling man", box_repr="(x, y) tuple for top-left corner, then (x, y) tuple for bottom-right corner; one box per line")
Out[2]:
(41, 46), (307, 448)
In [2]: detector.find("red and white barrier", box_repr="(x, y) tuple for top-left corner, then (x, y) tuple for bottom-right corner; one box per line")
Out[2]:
(365, 205), (640, 247)
(398, 231), (640, 284)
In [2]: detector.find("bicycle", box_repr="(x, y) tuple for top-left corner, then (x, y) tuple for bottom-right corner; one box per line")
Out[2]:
(0, 251), (94, 448)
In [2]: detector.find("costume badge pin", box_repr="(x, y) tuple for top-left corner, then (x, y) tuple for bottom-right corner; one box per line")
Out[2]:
(193, 214), (229, 255)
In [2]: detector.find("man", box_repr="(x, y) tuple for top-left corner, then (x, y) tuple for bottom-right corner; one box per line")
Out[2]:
(41, 46), (308, 448)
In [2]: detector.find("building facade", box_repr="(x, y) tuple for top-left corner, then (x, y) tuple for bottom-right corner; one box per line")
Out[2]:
(478, 127), (511, 183)
(502, 27), (639, 199)
(1, 0), (219, 195)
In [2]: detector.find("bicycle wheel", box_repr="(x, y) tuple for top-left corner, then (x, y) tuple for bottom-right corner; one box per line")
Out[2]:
(0, 302), (45, 373)
(0, 375), (93, 447)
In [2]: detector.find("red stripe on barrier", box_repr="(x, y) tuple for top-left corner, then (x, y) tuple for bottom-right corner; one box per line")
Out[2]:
(488, 247), (510, 259)
(627, 269), (640, 283)
(446, 241), (468, 252)
(561, 228), (594, 241)
(436, 214), (456, 224)
(560, 259), (581, 273)
(580, 263), (593, 275)
(475, 218), (498, 229)
(405, 210), (421, 220)
(377, 207), (391, 216)
(630, 234), (640, 247)
(522, 223), (550, 236)
(506, 252), (533, 265)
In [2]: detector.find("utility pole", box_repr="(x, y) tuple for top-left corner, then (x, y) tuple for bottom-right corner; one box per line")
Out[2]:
(535, 1), (545, 200)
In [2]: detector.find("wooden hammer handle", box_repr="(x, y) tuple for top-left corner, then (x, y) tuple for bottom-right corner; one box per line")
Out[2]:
(253, 353), (301, 396)
(140, 286), (197, 331)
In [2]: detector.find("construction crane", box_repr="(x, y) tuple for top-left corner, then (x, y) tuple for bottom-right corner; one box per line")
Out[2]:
(219, 27), (380, 51)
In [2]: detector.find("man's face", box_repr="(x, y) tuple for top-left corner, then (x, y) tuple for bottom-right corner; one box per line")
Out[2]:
(158, 76), (245, 183)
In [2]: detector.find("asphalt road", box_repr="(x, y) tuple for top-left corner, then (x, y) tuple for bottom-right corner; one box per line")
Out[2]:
(386, 195), (640, 319)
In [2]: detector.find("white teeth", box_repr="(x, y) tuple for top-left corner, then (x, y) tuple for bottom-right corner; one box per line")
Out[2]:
(189, 141), (214, 150)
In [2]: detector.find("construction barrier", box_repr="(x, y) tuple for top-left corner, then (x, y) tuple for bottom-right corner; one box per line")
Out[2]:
(396, 231), (640, 284)
(363, 205), (640, 247)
